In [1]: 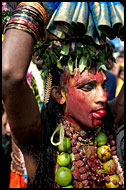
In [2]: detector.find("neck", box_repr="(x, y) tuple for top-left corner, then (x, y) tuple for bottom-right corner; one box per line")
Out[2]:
(64, 111), (82, 132)
(64, 111), (98, 133)
(56, 105), (100, 133)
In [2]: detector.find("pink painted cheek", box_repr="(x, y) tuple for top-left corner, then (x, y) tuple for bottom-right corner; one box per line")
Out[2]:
(66, 87), (93, 127)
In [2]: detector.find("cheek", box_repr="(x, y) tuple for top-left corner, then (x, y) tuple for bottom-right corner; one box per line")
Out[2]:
(66, 87), (92, 121)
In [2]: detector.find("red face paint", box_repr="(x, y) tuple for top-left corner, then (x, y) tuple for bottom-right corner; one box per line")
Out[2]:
(65, 68), (108, 130)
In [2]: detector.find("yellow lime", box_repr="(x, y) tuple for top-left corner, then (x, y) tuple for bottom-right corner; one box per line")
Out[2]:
(103, 159), (116, 174)
(105, 174), (120, 188)
(57, 153), (71, 166)
(97, 145), (111, 162)
(62, 185), (74, 188)
(58, 137), (71, 152)
(56, 167), (72, 187)
(96, 132), (108, 146)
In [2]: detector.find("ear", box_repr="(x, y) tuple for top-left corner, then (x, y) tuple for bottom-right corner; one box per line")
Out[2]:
(51, 86), (66, 104)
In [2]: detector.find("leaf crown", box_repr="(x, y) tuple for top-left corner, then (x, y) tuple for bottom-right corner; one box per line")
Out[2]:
(33, 39), (116, 80)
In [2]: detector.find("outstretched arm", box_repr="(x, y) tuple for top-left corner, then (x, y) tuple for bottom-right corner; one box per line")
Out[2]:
(108, 83), (124, 128)
(2, 29), (42, 148)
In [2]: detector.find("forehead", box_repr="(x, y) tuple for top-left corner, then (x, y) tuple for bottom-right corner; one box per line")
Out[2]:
(70, 68), (108, 86)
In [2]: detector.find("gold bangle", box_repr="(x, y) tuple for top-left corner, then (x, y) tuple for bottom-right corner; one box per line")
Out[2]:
(11, 161), (24, 176)
(11, 152), (23, 168)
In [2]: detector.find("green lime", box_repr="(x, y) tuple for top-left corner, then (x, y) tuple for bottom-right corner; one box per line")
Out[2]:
(62, 185), (74, 188)
(58, 137), (71, 152)
(57, 153), (71, 166)
(96, 132), (108, 146)
(56, 167), (72, 187)
(105, 174), (120, 188)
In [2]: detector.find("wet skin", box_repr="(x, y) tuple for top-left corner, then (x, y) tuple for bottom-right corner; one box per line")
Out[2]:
(64, 68), (108, 131)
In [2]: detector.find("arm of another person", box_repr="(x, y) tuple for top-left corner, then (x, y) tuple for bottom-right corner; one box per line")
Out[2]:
(2, 29), (44, 183)
(108, 83), (124, 128)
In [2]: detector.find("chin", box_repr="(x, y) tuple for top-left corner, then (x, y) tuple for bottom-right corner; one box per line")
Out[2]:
(91, 119), (104, 127)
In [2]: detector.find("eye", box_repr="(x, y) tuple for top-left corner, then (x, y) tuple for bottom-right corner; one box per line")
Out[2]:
(79, 83), (95, 91)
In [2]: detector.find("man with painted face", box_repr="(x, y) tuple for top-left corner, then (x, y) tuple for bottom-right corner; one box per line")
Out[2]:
(2, 2), (124, 188)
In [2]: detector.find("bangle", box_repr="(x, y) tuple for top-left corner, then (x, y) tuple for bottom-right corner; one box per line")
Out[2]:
(17, 2), (49, 25)
(5, 2), (47, 43)
(13, 7), (44, 26)
(11, 161), (24, 176)
(14, 5), (45, 25)
(9, 17), (40, 35)
(11, 13), (40, 27)
(11, 152), (22, 168)
(5, 23), (38, 42)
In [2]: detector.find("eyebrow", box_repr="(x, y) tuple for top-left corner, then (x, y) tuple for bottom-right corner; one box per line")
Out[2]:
(77, 79), (107, 88)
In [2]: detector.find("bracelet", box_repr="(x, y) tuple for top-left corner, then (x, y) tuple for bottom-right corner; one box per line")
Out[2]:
(17, 2), (48, 25)
(12, 8), (44, 27)
(5, 23), (38, 42)
(14, 5), (45, 25)
(5, 3), (46, 42)
(11, 14), (40, 27)
(7, 18), (39, 38)
(11, 161), (24, 176)
(8, 17), (40, 36)
(11, 152), (22, 168)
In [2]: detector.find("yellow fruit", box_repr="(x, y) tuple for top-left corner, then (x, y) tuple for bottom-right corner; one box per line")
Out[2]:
(97, 145), (111, 162)
(105, 174), (120, 188)
(58, 137), (71, 152)
(56, 167), (72, 187)
(96, 132), (108, 146)
(103, 159), (116, 174)
(57, 152), (71, 166)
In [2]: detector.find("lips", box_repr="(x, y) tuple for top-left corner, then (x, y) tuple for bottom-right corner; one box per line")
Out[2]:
(92, 109), (106, 119)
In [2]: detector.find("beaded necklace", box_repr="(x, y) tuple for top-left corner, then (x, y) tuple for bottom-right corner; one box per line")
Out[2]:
(51, 109), (124, 188)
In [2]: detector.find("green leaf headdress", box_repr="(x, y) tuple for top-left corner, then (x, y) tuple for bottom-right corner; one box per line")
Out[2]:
(33, 39), (116, 77)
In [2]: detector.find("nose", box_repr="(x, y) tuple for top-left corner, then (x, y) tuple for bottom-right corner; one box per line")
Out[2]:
(95, 85), (108, 104)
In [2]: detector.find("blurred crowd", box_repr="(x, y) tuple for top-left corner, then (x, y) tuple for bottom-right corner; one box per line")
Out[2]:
(106, 48), (124, 101)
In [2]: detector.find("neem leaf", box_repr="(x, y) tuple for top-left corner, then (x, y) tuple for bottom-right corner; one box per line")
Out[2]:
(99, 64), (107, 71)
(79, 56), (87, 73)
(68, 57), (74, 75)
(88, 45), (96, 52)
(76, 47), (82, 56)
(57, 59), (63, 70)
(97, 62), (102, 72)
(98, 50), (105, 61)
(60, 44), (70, 55)
(97, 62), (107, 72)
(59, 55), (63, 61)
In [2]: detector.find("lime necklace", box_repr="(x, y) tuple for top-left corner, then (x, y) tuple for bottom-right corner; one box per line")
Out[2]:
(51, 113), (124, 188)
